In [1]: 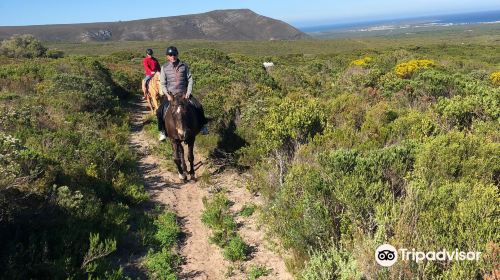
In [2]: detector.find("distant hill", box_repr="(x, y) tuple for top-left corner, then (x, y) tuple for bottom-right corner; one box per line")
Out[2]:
(0, 9), (310, 42)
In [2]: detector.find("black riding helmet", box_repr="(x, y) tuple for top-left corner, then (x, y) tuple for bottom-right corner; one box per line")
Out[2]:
(146, 48), (153, 56)
(166, 46), (178, 56)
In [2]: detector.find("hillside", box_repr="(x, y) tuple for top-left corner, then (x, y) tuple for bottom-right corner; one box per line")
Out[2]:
(0, 9), (310, 42)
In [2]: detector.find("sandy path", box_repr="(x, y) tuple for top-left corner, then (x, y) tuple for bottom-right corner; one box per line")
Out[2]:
(126, 100), (292, 279)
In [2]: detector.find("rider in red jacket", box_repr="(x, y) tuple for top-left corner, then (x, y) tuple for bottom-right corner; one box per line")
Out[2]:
(141, 48), (160, 100)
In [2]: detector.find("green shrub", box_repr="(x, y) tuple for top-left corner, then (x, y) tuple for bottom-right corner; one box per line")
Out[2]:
(223, 235), (249, 261)
(111, 69), (141, 95)
(436, 95), (481, 129)
(144, 248), (180, 280)
(410, 69), (454, 98)
(387, 109), (439, 142)
(393, 181), (498, 279)
(201, 193), (237, 246)
(299, 247), (362, 280)
(413, 131), (499, 186)
(0, 34), (47, 58)
(378, 72), (410, 96)
(109, 51), (142, 61)
(0, 50), (146, 278)
(239, 204), (256, 217)
(266, 164), (338, 260)
(260, 97), (325, 150)
(247, 265), (272, 280)
(132, 212), (157, 246)
(46, 48), (64, 59)
(82, 233), (117, 273)
(436, 87), (499, 129)
(201, 193), (250, 262)
(342, 66), (383, 89)
(112, 171), (148, 203)
(142, 210), (181, 279)
(154, 211), (181, 248)
(52, 73), (118, 112)
(319, 142), (416, 233)
(103, 202), (130, 236)
(0, 132), (51, 192)
(359, 101), (398, 148)
(326, 92), (367, 130)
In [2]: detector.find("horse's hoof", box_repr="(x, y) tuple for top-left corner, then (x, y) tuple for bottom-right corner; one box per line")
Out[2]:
(190, 174), (196, 181)
(178, 173), (187, 180)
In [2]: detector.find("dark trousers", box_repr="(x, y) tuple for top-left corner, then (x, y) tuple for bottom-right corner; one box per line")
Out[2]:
(156, 97), (169, 132)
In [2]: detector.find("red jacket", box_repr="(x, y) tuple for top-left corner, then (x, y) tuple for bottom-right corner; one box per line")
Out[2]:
(143, 56), (160, 76)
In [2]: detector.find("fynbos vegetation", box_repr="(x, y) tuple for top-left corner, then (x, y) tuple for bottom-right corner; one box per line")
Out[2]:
(181, 44), (498, 279)
(1, 33), (498, 279)
(0, 50), (146, 278)
(0, 34), (63, 58)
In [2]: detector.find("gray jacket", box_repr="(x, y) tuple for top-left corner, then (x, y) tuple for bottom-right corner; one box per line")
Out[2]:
(160, 60), (193, 97)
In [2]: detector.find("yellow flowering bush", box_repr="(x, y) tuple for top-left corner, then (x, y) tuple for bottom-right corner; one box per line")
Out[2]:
(490, 71), (500, 86)
(351, 56), (373, 66)
(395, 59), (436, 78)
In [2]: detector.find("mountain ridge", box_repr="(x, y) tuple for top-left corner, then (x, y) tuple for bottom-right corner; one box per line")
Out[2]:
(0, 9), (310, 41)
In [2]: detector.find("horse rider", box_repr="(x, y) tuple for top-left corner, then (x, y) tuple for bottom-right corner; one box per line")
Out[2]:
(141, 48), (161, 100)
(157, 46), (209, 141)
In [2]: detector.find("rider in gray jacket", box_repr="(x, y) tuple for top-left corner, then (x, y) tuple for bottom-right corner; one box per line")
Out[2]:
(157, 46), (208, 141)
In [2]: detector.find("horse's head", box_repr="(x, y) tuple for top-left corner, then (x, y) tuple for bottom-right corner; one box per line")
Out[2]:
(169, 94), (191, 141)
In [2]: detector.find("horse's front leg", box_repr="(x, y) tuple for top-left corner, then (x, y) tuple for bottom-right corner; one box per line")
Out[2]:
(141, 81), (153, 113)
(171, 141), (187, 181)
(187, 140), (195, 181)
(179, 142), (188, 180)
(151, 89), (159, 111)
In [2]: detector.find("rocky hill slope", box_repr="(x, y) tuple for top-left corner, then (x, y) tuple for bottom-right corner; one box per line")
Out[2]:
(0, 9), (310, 41)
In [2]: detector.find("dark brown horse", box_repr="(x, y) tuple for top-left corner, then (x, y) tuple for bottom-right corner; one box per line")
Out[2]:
(163, 93), (201, 181)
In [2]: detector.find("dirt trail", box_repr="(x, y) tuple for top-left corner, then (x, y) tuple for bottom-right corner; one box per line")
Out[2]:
(127, 100), (292, 279)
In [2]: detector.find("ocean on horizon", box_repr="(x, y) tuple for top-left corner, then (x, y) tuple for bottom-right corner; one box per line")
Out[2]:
(300, 10), (500, 33)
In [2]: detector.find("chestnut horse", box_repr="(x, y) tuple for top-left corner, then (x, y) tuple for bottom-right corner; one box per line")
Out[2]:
(164, 93), (202, 181)
(144, 72), (161, 114)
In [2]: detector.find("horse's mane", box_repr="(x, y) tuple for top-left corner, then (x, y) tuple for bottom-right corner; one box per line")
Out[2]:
(170, 93), (188, 106)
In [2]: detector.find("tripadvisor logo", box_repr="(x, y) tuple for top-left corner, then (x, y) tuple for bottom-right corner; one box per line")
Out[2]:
(375, 244), (398, 267)
(375, 244), (481, 267)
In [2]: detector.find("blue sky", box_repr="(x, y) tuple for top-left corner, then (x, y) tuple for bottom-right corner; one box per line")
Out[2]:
(1, 0), (499, 27)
